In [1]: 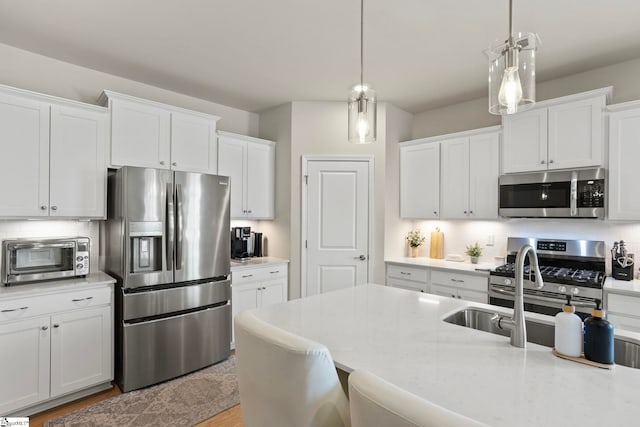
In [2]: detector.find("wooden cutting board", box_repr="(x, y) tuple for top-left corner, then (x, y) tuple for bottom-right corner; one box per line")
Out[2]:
(430, 228), (443, 259)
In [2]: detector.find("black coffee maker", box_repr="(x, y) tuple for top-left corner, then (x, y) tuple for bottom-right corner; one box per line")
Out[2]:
(231, 227), (252, 260)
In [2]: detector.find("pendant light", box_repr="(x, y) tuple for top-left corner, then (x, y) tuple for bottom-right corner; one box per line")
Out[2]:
(348, 0), (376, 144)
(486, 0), (540, 115)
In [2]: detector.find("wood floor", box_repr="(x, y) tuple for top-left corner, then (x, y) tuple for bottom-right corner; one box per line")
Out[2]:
(28, 384), (244, 427)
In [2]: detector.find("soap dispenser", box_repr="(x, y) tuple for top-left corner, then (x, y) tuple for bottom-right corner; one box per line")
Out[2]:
(554, 295), (583, 358)
(584, 299), (614, 365)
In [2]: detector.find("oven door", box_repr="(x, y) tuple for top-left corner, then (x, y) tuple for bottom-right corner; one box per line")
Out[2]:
(489, 285), (593, 319)
(4, 241), (77, 284)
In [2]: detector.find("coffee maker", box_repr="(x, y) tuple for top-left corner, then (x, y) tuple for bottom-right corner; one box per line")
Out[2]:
(231, 227), (252, 260)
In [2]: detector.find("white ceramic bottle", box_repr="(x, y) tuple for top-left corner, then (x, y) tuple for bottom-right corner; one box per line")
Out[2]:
(554, 295), (583, 357)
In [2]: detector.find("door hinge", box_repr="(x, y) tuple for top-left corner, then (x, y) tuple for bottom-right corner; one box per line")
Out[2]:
(304, 175), (308, 185)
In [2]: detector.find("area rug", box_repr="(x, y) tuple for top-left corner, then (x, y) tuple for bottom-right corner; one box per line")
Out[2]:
(45, 356), (239, 427)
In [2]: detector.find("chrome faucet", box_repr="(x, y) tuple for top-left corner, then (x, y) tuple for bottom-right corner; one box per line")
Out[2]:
(498, 244), (544, 348)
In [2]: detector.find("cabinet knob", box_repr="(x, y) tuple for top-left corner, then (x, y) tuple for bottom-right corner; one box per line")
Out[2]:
(172, 162), (177, 166)
(549, 159), (554, 164)
(540, 160), (545, 164)
(41, 326), (49, 331)
(53, 324), (60, 328)
(160, 161), (165, 165)
(433, 211), (437, 215)
(248, 210), (252, 214)
(469, 210), (473, 214)
(40, 205), (47, 210)
(463, 210), (467, 214)
(51, 206), (58, 211)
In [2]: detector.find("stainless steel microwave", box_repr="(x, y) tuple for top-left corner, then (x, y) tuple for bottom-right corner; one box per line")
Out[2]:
(498, 168), (605, 218)
(2, 237), (90, 285)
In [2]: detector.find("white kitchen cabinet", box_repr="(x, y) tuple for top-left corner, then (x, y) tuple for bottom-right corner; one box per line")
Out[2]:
(608, 101), (640, 220)
(101, 91), (220, 173)
(400, 141), (440, 219)
(231, 263), (288, 346)
(0, 283), (113, 415)
(605, 292), (640, 333)
(0, 85), (107, 219)
(502, 88), (609, 174)
(385, 263), (429, 292)
(440, 128), (500, 219)
(430, 270), (488, 303)
(218, 131), (275, 219)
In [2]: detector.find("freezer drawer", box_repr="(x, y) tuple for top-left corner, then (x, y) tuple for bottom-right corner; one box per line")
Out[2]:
(118, 303), (231, 392)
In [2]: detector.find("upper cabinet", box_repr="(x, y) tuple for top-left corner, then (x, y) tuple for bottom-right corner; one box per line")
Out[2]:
(0, 85), (107, 219)
(400, 141), (440, 219)
(608, 100), (640, 220)
(100, 91), (219, 174)
(502, 88), (610, 174)
(218, 131), (275, 220)
(441, 128), (501, 219)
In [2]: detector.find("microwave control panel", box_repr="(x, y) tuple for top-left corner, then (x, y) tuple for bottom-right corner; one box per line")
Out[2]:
(76, 240), (90, 275)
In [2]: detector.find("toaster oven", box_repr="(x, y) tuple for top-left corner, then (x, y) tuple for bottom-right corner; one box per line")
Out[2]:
(2, 237), (90, 285)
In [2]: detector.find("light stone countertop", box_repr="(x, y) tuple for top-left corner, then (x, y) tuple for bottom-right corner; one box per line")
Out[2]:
(251, 284), (640, 427)
(385, 257), (496, 275)
(0, 271), (115, 299)
(231, 257), (289, 272)
(604, 276), (640, 297)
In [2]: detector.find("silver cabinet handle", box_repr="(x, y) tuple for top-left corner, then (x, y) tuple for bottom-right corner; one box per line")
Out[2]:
(400, 271), (411, 276)
(450, 278), (464, 283)
(549, 159), (554, 164)
(72, 296), (93, 302)
(172, 162), (177, 166)
(540, 160), (545, 164)
(41, 326), (48, 331)
(53, 324), (60, 328)
(248, 210), (252, 214)
(242, 274), (253, 278)
(354, 255), (366, 260)
(1, 306), (28, 313)
(433, 211), (437, 215)
(451, 294), (456, 298)
(40, 205), (47, 210)
(160, 161), (165, 165)
(469, 210), (473, 214)
(464, 210), (467, 214)
(269, 271), (280, 274)
(51, 206), (58, 211)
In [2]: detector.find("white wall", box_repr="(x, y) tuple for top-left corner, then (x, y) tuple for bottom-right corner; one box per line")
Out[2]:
(0, 43), (259, 135)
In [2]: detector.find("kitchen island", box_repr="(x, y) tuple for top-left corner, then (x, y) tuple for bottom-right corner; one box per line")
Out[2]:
(250, 284), (640, 426)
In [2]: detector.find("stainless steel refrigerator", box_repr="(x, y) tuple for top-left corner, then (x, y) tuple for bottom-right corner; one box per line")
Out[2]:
(104, 166), (231, 392)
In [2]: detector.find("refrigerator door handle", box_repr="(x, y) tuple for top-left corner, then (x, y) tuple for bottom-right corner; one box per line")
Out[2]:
(176, 183), (184, 270)
(166, 183), (175, 269)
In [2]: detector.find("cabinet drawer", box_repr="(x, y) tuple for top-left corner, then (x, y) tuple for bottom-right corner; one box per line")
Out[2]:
(606, 293), (640, 317)
(232, 265), (287, 285)
(387, 278), (425, 292)
(386, 264), (428, 283)
(431, 270), (487, 293)
(0, 286), (112, 321)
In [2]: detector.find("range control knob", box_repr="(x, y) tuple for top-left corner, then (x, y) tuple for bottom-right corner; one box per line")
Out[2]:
(76, 264), (83, 269)
(504, 278), (512, 286)
(558, 285), (567, 293)
(571, 287), (580, 295)
(76, 256), (83, 262)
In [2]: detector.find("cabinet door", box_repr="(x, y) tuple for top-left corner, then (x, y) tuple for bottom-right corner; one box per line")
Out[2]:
(502, 109), (547, 173)
(49, 105), (107, 218)
(430, 283), (458, 299)
(469, 132), (500, 219)
(50, 306), (112, 397)
(458, 289), (488, 304)
(548, 96), (604, 170)
(400, 143), (440, 218)
(110, 98), (171, 169)
(608, 108), (640, 220)
(170, 112), (218, 174)
(0, 316), (51, 414)
(260, 279), (286, 307)
(440, 137), (469, 219)
(231, 283), (260, 344)
(245, 141), (274, 219)
(0, 93), (50, 217)
(218, 138), (246, 218)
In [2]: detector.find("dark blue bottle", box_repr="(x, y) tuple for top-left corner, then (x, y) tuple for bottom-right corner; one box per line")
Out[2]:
(583, 299), (614, 365)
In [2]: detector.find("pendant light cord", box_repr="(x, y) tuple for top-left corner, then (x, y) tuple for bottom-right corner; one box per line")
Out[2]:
(508, 0), (513, 37)
(360, 0), (364, 90)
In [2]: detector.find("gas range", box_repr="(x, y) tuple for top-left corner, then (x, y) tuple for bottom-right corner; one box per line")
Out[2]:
(489, 237), (606, 318)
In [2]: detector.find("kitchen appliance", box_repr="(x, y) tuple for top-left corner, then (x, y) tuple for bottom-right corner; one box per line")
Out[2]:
(253, 232), (263, 257)
(104, 167), (231, 392)
(489, 237), (606, 319)
(231, 227), (252, 259)
(499, 168), (605, 218)
(611, 240), (634, 281)
(2, 237), (89, 285)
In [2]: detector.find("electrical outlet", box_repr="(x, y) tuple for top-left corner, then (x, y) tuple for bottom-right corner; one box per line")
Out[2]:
(486, 235), (495, 246)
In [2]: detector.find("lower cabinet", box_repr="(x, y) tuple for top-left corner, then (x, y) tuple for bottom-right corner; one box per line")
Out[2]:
(231, 263), (289, 346)
(605, 292), (640, 333)
(0, 285), (113, 415)
(386, 264), (429, 292)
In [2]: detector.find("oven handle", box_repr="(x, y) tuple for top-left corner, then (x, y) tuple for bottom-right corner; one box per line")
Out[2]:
(8, 242), (75, 250)
(490, 287), (593, 307)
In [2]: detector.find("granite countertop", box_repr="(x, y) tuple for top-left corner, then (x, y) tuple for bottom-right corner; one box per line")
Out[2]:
(252, 284), (640, 426)
(231, 257), (289, 271)
(385, 257), (496, 275)
(0, 271), (115, 299)
(604, 276), (640, 297)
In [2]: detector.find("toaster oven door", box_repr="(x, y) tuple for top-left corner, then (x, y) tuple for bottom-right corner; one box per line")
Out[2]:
(4, 241), (77, 284)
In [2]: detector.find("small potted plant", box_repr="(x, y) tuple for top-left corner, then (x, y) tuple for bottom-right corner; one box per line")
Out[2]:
(406, 230), (426, 257)
(465, 242), (483, 264)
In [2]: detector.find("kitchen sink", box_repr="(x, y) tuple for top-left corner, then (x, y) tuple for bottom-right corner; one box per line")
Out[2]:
(443, 307), (640, 369)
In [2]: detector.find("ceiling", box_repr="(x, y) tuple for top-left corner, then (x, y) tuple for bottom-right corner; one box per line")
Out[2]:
(1, 0), (640, 114)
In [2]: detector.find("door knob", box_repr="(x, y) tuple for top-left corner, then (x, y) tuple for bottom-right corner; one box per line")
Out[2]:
(354, 255), (366, 261)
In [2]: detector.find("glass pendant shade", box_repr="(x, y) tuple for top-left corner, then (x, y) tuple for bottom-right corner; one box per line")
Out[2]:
(486, 32), (539, 115)
(348, 85), (377, 144)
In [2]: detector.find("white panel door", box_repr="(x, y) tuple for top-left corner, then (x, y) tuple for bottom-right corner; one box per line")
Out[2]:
(171, 111), (218, 173)
(609, 108), (640, 220)
(0, 316), (51, 414)
(218, 138), (246, 218)
(245, 141), (274, 219)
(469, 132), (500, 219)
(502, 109), (548, 173)
(400, 143), (440, 218)
(306, 160), (369, 296)
(110, 98), (171, 169)
(440, 137), (469, 219)
(548, 96), (603, 170)
(50, 306), (112, 397)
(261, 279), (286, 307)
(0, 93), (50, 217)
(49, 105), (107, 218)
